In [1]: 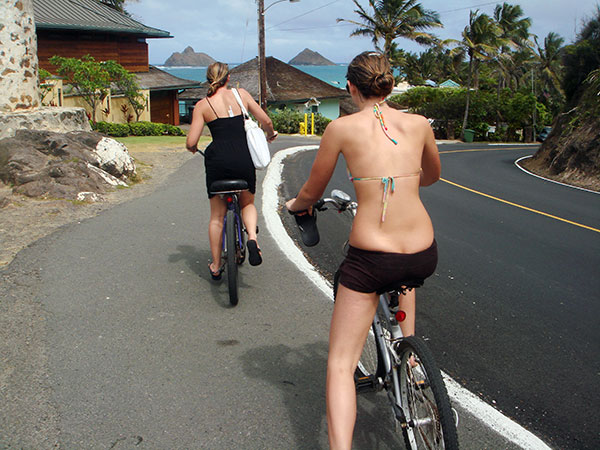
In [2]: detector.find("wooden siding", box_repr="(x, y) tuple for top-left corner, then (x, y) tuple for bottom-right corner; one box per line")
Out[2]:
(37, 31), (148, 72)
(150, 90), (179, 125)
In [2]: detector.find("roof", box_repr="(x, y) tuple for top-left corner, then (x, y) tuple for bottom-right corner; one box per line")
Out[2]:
(439, 79), (460, 88)
(32, 0), (171, 38)
(180, 56), (349, 102)
(134, 66), (202, 91)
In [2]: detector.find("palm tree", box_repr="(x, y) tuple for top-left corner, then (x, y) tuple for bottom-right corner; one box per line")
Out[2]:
(449, 10), (503, 138)
(337, 0), (442, 59)
(534, 32), (565, 98)
(493, 3), (532, 90)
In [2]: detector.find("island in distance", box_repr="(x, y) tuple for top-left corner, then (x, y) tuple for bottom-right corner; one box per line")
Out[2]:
(163, 46), (216, 66)
(288, 48), (335, 66)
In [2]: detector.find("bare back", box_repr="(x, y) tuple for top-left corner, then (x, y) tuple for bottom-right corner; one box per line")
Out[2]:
(335, 106), (439, 253)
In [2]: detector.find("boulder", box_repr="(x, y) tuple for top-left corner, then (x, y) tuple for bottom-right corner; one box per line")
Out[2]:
(0, 107), (92, 139)
(0, 129), (135, 202)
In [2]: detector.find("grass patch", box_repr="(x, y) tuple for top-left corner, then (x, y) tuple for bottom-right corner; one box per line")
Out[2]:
(114, 135), (210, 152)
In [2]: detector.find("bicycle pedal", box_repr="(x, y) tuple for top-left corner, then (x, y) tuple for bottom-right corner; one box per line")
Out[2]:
(355, 374), (378, 393)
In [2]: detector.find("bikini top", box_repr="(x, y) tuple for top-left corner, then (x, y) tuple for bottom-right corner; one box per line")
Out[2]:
(348, 171), (421, 222)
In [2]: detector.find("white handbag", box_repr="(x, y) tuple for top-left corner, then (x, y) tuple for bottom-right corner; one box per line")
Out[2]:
(231, 88), (271, 169)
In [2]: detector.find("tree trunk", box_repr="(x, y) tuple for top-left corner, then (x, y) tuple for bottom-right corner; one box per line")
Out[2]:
(461, 57), (474, 140)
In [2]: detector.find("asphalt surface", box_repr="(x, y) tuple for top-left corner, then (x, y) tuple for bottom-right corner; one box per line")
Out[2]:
(280, 141), (600, 450)
(2, 135), (591, 448)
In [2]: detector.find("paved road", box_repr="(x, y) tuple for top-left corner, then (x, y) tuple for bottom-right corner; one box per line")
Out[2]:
(280, 142), (600, 450)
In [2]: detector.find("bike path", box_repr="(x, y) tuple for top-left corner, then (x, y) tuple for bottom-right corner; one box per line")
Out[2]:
(1, 136), (522, 449)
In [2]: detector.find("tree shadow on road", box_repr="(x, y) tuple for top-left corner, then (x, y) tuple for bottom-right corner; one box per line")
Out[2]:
(168, 244), (251, 309)
(240, 341), (404, 449)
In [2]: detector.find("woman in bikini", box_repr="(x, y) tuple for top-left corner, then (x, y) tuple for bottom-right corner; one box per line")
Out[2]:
(186, 62), (277, 280)
(286, 51), (441, 449)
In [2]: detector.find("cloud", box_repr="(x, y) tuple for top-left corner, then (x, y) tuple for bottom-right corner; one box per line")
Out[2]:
(127, 0), (599, 64)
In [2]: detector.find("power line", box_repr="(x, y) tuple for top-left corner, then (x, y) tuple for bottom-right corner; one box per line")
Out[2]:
(266, 0), (341, 31)
(439, 2), (498, 14)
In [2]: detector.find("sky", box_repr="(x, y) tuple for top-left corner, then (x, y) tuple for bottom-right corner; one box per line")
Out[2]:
(125, 0), (600, 65)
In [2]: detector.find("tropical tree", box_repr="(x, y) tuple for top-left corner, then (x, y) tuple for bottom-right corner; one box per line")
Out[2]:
(493, 3), (532, 90)
(49, 55), (144, 123)
(562, 6), (600, 103)
(99, 0), (138, 14)
(337, 0), (442, 59)
(448, 10), (504, 137)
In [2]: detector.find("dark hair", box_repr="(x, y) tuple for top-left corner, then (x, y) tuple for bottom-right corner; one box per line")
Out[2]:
(346, 51), (394, 98)
(206, 62), (229, 96)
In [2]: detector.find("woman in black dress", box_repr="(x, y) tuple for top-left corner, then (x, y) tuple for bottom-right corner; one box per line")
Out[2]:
(186, 62), (277, 279)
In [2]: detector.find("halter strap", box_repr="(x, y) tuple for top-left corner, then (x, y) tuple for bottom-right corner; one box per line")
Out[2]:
(348, 170), (421, 222)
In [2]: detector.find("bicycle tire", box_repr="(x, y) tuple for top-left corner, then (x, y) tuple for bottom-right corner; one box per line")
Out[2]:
(397, 335), (458, 450)
(226, 209), (239, 306)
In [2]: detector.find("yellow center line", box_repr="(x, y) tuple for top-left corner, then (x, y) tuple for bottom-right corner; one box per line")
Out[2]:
(440, 178), (600, 233)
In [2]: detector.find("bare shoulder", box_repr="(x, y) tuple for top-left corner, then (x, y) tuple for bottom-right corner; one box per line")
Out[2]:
(395, 110), (431, 128)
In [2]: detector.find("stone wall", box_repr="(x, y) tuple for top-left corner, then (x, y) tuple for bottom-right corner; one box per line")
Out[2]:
(0, 107), (92, 139)
(0, 0), (40, 112)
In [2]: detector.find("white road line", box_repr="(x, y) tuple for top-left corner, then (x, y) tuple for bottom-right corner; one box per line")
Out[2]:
(515, 156), (599, 194)
(262, 145), (552, 450)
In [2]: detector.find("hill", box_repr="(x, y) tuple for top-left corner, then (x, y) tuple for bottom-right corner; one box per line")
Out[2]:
(164, 47), (215, 67)
(289, 48), (335, 66)
(522, 75), (599, 191)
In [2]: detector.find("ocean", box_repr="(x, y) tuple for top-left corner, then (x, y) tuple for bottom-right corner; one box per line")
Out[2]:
(157, 64), (349, 87)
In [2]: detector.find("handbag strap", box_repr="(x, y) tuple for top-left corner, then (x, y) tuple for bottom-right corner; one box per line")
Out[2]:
(231, 88), (249, 119)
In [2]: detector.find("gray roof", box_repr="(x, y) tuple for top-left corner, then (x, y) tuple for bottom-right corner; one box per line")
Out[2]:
(134, 66), (201, 91)
(32, 0), (171, 38)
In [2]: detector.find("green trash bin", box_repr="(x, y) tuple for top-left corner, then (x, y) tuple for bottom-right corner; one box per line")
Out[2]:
(463, 129), (475, 143)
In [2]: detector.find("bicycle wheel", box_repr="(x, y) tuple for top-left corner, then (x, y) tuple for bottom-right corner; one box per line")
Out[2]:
(226, 209), (239, 306)
(397, 335), (458, 450)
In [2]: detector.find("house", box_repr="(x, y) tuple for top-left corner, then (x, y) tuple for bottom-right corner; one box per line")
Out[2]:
(179, 57), (349, 121)
(32, 0), (200, 124)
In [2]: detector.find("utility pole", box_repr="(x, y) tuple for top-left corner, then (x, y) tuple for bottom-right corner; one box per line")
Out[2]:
(257, 0), (267, 111)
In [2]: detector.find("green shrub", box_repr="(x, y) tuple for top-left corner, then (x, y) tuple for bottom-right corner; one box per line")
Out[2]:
(92, 121), (184, 137)
(268, 109), (331, 135)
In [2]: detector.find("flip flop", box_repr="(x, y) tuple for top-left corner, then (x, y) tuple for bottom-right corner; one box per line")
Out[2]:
(290, 209), (319, 247)
(208, 261), (225, 280)
(247, 240), (262, 266)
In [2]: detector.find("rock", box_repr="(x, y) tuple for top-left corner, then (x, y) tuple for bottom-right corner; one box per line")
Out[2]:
(0, 129), (134, 201)
(164, 47), (216, 66)
(94, 137), (136, 178)
(289, 48), (335, 66)
(0, 107), (92, 139)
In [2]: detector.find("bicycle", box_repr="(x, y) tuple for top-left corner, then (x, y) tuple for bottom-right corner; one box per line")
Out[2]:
(314, 189), (459, 450)
(209, 179), (248, 306)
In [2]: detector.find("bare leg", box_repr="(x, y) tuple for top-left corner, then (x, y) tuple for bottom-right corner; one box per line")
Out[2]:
(208, 196), (226, 272)
(327, 284), (378, 450)
(239, 191), (258, 242)
(397, 289), (416, 337)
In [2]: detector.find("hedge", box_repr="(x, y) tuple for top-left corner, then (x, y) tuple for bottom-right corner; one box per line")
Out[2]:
(268, 109), (331, 135)
(92, 121), (185, 137)
(388, 87), (551, 141)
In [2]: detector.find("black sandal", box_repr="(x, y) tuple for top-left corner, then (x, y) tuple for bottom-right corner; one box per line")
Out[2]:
(289, 209), (319, 247)
(247, 240), (262, 266)
(208, 261), (225, 280)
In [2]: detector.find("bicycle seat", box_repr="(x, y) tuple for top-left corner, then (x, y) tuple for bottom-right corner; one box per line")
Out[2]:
(209, 179), (249, 194)
(383, 279), (424, 297)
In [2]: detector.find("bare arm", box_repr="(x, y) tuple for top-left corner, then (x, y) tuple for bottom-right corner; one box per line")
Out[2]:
(241, 89), (277, 140)
(286, 121), (342, 212)
(420, 119), (441, 186)
(186, 100), (205, 153)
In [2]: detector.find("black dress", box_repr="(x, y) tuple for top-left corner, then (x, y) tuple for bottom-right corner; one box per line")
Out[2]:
(204, 114), (256, 198)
